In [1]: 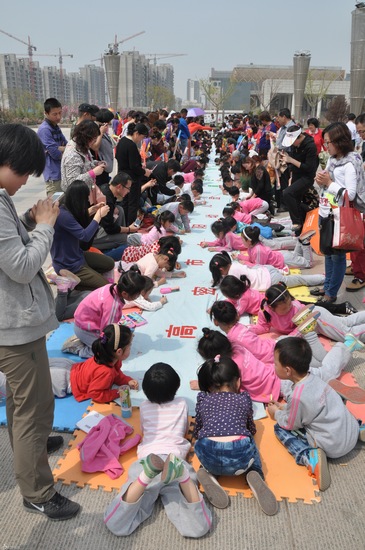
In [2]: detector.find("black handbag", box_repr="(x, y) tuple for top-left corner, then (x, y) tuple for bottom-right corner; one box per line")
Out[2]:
(319, 214), (334, 255)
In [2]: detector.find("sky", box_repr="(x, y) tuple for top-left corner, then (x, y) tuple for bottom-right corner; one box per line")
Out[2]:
(0, 0), (357, 102)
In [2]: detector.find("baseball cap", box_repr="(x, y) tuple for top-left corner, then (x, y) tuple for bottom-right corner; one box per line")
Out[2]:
(282, 125), (302, 147)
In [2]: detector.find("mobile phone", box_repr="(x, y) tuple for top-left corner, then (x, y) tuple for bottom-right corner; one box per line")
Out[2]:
(133, 218), (142, 227)
(51, 192), (64, 203)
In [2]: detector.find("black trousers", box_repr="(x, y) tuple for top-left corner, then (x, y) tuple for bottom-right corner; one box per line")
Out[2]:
(283, 178), (314, 225)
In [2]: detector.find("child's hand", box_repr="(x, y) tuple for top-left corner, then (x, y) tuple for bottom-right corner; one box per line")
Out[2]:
(207, 247), (217, 252)
(174, 271), (186, 278)
(200, 241), (207, 248)
(128, 379), (139, 390)
(231, 252), (238, 260)
(267, 402), (278, 419)
(179, 229), (186, 235)
(160, 296), (168, 305)
(157, 277), (167, 286)
(206, 307), (212, 315)
(190, 379), (199, 390)
(175, 261), (181, 269)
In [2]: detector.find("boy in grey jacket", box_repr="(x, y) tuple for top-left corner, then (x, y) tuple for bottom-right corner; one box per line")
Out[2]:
(268, 337), (363, 491)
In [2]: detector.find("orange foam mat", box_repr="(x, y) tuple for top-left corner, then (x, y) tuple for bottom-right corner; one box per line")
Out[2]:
(54, 403), (320, 503)
(53, 403), (144, 491)
(338, 371), (365, 423)
(188, 415), (321, 504)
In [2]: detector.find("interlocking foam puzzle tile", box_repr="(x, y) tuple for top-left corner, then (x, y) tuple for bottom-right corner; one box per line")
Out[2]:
(188, 415), (321, 504)
(54, 404), (319, 502)
(53, 403), (144, 491)
(338, 371), (365, 423)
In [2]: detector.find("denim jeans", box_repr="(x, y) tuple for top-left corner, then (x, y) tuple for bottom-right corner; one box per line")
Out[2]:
(194, 437), (263, 478)
(104, 243), (129, 261)
(274, 424), (312, 466)
(324, 251), (347, 298)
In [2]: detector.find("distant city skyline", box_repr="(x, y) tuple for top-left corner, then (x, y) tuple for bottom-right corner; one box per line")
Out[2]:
(0, 0), (355, 103)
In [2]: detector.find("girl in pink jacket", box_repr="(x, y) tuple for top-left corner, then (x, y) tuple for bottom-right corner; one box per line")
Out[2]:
(68, 270), (145, 357)
(200, 219), (248, 252)
(126, 211), (175, 247)
(210, 300), (276, 365)
(219, 274), (264, 316)
(240, 226), (314, 270)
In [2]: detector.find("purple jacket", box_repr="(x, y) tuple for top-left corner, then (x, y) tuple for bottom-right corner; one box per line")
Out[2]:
(38, 119), (67, 181)
(51, 207), (99, 273)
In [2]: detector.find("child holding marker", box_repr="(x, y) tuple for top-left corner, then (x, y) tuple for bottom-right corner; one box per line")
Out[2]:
(62, 270), (145, 357)
(268, 337), (364, 491)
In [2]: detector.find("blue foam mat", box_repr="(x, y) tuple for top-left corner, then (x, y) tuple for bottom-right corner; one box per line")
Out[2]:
(0, 323), (91, 432)
(46, 321), (82, 362)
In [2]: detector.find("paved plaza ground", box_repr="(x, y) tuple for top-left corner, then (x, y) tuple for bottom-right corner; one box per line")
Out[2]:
(1, 130), (365, 549)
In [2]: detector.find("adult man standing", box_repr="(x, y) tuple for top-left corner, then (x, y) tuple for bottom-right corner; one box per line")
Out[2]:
(178, 109), (191, 155)
(346, 113), (365, 292)
(37, 98), (68, 197)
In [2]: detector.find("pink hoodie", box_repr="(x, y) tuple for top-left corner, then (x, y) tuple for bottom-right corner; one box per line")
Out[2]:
(228, 322), (276, 365)
(240, 243), (286, 270)
(231, 342), (281, 403)
(233, 211), (251, 224)
(239, 197), (264, 214)
(205, 231), (247, 251)
(141, 225), (168, 246)
(226, 287), (264, 316)
(78, 415), (141, 479)
(249, 300), (302, 335)
(74, 284), (124, 333)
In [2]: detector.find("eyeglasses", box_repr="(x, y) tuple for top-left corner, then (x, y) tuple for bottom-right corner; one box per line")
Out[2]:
(120, 184), (132, 190)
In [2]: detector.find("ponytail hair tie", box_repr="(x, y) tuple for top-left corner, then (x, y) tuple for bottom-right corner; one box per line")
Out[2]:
(214, 354), (220, 363)
(100, 331), (107, 344)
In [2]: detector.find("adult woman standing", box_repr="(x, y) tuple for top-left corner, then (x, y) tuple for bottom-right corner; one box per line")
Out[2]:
(115, 122), (152, 225)
(51, 180), (114, 291)
(61, 120), (106, 193)
(315, 122), (361, 302)
(305, 118), (324, 155)
(0, 124), (79, 520)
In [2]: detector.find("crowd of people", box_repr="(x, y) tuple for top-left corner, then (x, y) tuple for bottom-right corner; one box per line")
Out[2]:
(1, 97), (365, 537)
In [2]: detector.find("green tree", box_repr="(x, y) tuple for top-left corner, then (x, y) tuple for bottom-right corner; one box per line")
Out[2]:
(147, 86), (175, 111)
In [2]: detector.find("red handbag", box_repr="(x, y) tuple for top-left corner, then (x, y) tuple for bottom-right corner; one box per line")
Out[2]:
(332, 191), (364, 251)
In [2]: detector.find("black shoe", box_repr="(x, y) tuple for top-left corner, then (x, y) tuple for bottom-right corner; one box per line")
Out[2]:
(47, 436), (64, 454)
(277, 207), (288, 213)
(23, 491), (81, 521)
(310, 287), (325, 297)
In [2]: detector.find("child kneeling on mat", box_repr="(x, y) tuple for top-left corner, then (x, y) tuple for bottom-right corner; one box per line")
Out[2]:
(193, 355), (278, 515)
(268, 337), (365, 491)
(104, 363), (211, 538)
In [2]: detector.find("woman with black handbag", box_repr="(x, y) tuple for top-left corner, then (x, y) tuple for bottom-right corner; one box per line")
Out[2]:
(314, 122), (362, 303)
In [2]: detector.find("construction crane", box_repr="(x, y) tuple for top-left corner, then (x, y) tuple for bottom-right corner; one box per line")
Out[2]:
(144, 53), (187, 65)
(90, 54), (104, 68)
(20, 49), (73, 103)
(106, 31), (145, 55)
(0, 28), (37, 97)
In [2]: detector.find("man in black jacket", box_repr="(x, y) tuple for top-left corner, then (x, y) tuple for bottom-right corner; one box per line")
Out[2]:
(147, 159), (181, 205)
(281, 126), (319, 234)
